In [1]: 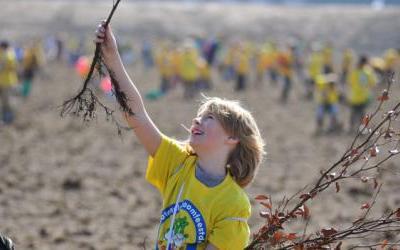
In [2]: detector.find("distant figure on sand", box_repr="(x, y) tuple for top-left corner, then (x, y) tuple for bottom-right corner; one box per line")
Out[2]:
(314, 73), (341, 135)
(0, 41), (19, 125)
(346, 55), (377, 133)
(95, 21), (265, 249)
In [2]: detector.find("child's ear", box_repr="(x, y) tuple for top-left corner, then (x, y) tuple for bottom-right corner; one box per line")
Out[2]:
(226, 136), (239, 145)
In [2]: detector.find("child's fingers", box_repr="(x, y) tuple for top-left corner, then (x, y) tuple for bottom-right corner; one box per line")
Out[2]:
(93, 37), (104, 44)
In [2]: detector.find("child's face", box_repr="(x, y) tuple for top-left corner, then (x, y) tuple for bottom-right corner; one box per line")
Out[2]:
(189, 110), (230, 153)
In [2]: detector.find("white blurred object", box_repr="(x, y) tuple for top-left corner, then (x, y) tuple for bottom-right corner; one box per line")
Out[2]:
(371, 0), (385, 11)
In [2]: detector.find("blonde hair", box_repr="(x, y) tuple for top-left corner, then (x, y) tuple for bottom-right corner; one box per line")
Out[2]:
(189, 96), (265, 188)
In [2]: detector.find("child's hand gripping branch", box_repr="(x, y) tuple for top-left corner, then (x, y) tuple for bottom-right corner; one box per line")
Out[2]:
(95, 22), (265, 250)
(95, 22), (162, 156)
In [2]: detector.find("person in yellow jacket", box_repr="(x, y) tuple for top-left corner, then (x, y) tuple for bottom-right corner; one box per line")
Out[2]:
(0, 41), (19, 124)
(322, 42), (334, 74)
(306, 43), (324, 99)
(197, 57), (212, 90)
(180, 42), (199, 99)
(21, 41), (44, 98)
(233, 44), (250, 91)
(277, 45), (294, 103)
(314, 73), (341, 134)
(266, 42), (279, 86)
(347, 55), (377, 133)
(340, 48), (353, 86)
(383, 48), (399, 76)
(255, 46), (271, 88)
(157, 46), (174, 94)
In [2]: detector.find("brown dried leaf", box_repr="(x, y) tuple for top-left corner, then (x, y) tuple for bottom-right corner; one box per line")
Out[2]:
(255, 195), (269, 201)
(273, 231), (284, 242)
(361, 203), (370, 210)
(303, 204), (310, 219)
(374, 178), (378, 189)
(396, 208), (400, 218)
(294, 244), (304, 250)
(377, 89), (389, 101)
(336, 182), (340, 193)
(287, 233), (297, 240)
(381, 239), (388, 249)
(260, 202), (272, 210)
(320, 227), (338, 238)
(361, 115), (370, 126)
(370, 146), (379, 157)
(299, 193), (311, 201)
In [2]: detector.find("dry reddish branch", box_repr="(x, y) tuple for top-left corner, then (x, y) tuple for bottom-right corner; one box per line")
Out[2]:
(60, 0), (132, 135)
(247, 75), (400, 249)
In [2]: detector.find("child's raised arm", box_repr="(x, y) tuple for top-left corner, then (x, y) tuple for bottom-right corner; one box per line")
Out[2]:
(95, 22), (161, 156)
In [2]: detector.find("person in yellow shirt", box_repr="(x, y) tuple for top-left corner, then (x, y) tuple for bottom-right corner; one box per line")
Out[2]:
(383, 48), (398, 77)
(180, 43), (200, 99)
(306, 43), (324, 100)
(347, 55), (377, 133)
(266, 42), (279, 86)
(95, 23), (265, 250)
(255, 46), (270, 88)
(21, 41), (44, 98)
(322, 42), (334, 74)
(220, 45), (235, 82)
(233, 44), (250, 91)
(340, 48), (353, 86)
(277, 45), (294, 103)
(314, 73), (341, 134)
(0, 41), (19, 124)
(197, 57), (212, 90)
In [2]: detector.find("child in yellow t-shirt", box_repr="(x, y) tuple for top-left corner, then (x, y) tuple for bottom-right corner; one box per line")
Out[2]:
(95, 23), (265, 250)
(314, 73), (341, 134)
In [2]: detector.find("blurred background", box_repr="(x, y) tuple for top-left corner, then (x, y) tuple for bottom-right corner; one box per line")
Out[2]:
(1, 0), (399, 249)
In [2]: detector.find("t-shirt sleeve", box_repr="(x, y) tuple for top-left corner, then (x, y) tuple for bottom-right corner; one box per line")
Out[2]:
(145, 135), (188, 196)
(208, 207), (251, 250)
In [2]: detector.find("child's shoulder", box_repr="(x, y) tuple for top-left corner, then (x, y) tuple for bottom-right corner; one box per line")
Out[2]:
(219, 176), (251, 207)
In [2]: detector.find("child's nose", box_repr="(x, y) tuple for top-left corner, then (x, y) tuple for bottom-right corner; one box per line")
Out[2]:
(192, 117), (200, 125)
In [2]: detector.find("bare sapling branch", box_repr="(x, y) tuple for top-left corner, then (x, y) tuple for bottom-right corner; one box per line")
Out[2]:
(60, 0), (132, 135)
(247, 74), (400, 249)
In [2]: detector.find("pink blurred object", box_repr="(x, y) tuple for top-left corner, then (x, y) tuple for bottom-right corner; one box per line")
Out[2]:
(100, 76), (112, 93)
(75, 56), (90, 78)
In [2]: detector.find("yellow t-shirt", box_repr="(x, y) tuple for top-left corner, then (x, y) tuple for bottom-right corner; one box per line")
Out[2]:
(315, 75), (339, 104)
(308, 52), (323, 80)
(347, 67), (377, 105)
(0, 49), (18, 88)
(146, 136), (251, 250)
(180, 49), (199, 82)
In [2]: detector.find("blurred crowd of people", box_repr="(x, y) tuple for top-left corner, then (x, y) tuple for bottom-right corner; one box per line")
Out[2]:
(1, 32), (399, 136)
(137, 36), (399, 135)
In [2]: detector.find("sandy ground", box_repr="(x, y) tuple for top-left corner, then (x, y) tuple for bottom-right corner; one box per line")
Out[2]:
(1, 1), (400, 249)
